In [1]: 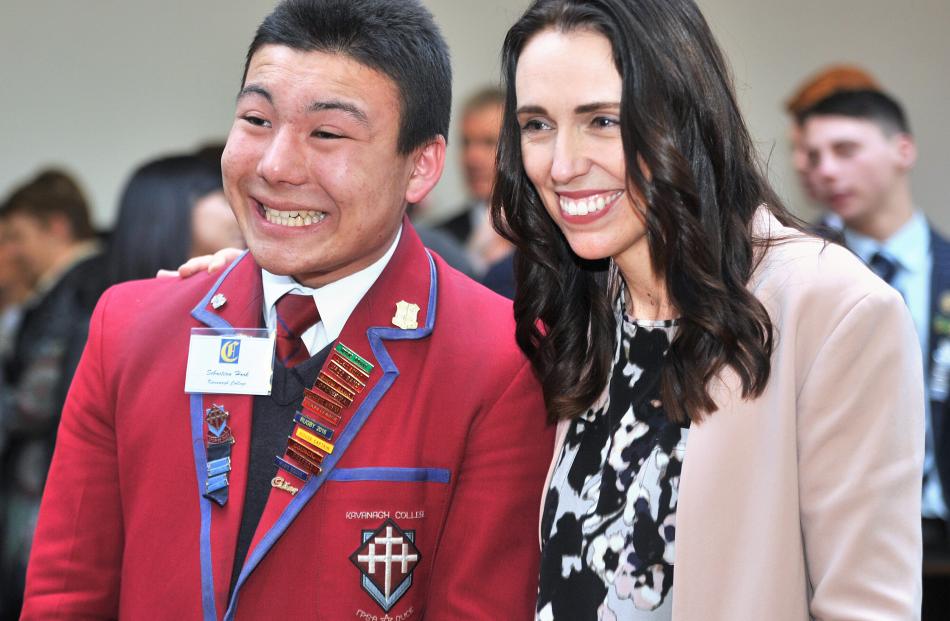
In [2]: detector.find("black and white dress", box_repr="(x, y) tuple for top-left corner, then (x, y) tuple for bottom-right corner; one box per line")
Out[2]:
(536, 304), (687, 621)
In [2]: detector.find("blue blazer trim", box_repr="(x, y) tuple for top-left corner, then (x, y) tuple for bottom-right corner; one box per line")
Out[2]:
(222, 251), (438, 621)
(188, 393), (219, 621)
(190, 250), (252, 331)
(187, 253), (252, 621)
(329, 467), (451, 484)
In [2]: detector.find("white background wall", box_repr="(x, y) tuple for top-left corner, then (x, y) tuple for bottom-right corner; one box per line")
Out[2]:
(2, 0), (948, 231)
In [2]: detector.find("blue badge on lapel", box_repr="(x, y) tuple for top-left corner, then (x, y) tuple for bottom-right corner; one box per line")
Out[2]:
(350, 519), (420, 612)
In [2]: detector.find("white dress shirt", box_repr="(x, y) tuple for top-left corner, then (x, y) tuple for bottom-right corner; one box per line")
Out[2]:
(260, 227), (401, 356)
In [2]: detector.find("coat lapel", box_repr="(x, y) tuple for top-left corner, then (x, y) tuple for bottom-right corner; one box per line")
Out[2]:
(187, 251), (263, 621)
(224, 222), (438, 620)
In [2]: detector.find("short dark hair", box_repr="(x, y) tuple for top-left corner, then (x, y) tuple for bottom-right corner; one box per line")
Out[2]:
(243, 0), (452, 154)
(0, 168), (95, 241)
(798, 89), (910, 136)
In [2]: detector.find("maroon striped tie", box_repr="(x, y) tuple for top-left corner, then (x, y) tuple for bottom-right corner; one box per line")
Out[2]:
(274, 293), (319, 368)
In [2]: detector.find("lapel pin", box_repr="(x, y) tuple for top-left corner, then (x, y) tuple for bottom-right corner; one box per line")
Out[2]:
(271, 476), (299, 496)
(274, 456), (311, 483)
(335, 343), (373, 374)
(392, 300), (420, 330)
(286, 447), (322, 475)
(294, 426), (335, 455)
(294, 411), (335, 441)
(205, 404), (234, 444)
(327, 358), (366, 392)
(211, 293), (228, 310)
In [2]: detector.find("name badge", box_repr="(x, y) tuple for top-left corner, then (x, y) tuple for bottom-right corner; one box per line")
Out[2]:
(185, 328), (275, 395)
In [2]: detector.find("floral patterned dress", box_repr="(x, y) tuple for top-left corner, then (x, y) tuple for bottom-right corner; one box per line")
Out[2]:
(536, 310), (687, 621)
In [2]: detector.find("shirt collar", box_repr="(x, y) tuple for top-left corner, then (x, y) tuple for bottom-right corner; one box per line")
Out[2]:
(843, 210), (930, 274)
(261, 226), (402, 342)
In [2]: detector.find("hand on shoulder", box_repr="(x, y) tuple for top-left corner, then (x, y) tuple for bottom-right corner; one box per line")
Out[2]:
(156, 247), (244, 279)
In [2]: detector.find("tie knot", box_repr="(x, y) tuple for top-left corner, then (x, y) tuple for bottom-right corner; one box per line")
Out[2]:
(868, 251), (899, 285)
(275, 293), (319, 367)
(276, 293), (319, 338)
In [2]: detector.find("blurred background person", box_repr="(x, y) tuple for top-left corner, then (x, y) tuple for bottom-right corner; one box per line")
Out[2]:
(406, 200), (476, 279)
(0, 169), (104, 618)
(783, 65), (880, 220)
(103, 151), (244, 287)
(0, 220), (32, 369)
(0, 219), (34, 596)
(0, 151), (243, 618)
(435, 87), (515, 294)
(801, 88), (950, 619)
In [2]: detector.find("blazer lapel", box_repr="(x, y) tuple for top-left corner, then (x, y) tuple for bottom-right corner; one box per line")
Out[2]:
(224, 222), (438, 620)
(187, 251), (264, 621)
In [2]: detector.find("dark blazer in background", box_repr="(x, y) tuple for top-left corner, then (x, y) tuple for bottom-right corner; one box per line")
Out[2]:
(928, 229), (950, 498)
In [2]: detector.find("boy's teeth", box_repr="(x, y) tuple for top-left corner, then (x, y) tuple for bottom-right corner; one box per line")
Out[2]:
(558, 191), (621, 216)
(262, 204), (326, 227)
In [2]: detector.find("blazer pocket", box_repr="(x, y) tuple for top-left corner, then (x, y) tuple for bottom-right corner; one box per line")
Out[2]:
(328, 467), (451, 483)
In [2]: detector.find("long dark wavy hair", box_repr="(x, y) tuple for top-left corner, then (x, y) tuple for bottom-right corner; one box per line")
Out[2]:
(492, 0), (800, 424)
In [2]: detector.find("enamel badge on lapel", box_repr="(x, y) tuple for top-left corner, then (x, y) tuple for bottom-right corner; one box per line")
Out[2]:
(392, 300), (420, 330)
(350, 518), (420, 612)
(270, 476), (299, 495)
(203, 404), (234, 507)
(211, 293), (227, 310)
(272, 342), (374, 491)
(205, 404), (234, 445)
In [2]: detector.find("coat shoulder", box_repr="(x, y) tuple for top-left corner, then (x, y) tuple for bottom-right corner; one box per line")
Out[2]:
(753, 226), (900, 320)
(94, 269), (221, 333)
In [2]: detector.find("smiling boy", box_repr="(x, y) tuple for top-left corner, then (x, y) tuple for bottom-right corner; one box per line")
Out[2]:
(21, 1), (553, 619)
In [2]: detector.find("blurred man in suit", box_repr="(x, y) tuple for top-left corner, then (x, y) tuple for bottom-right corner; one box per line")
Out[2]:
(436, 87), (514, 289)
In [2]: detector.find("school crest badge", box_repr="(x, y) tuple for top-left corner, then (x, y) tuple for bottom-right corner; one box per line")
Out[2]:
(391, 300), (420, 330)
(350, 518), (420, 611)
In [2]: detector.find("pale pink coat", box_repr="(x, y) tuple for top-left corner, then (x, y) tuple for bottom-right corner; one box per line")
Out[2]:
(541, 211), (924, 620)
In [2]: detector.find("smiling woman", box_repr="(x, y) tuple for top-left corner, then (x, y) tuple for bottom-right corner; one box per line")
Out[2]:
(492, 0), (925, 619)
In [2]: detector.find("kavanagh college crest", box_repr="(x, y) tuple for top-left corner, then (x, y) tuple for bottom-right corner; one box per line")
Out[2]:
(350, 518), (421, 611)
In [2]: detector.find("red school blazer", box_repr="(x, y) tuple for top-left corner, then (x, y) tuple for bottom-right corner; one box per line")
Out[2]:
(22, 223), (554, 620)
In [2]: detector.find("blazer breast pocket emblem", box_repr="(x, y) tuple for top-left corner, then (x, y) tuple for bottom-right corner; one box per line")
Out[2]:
(350, 518), (420, 612)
